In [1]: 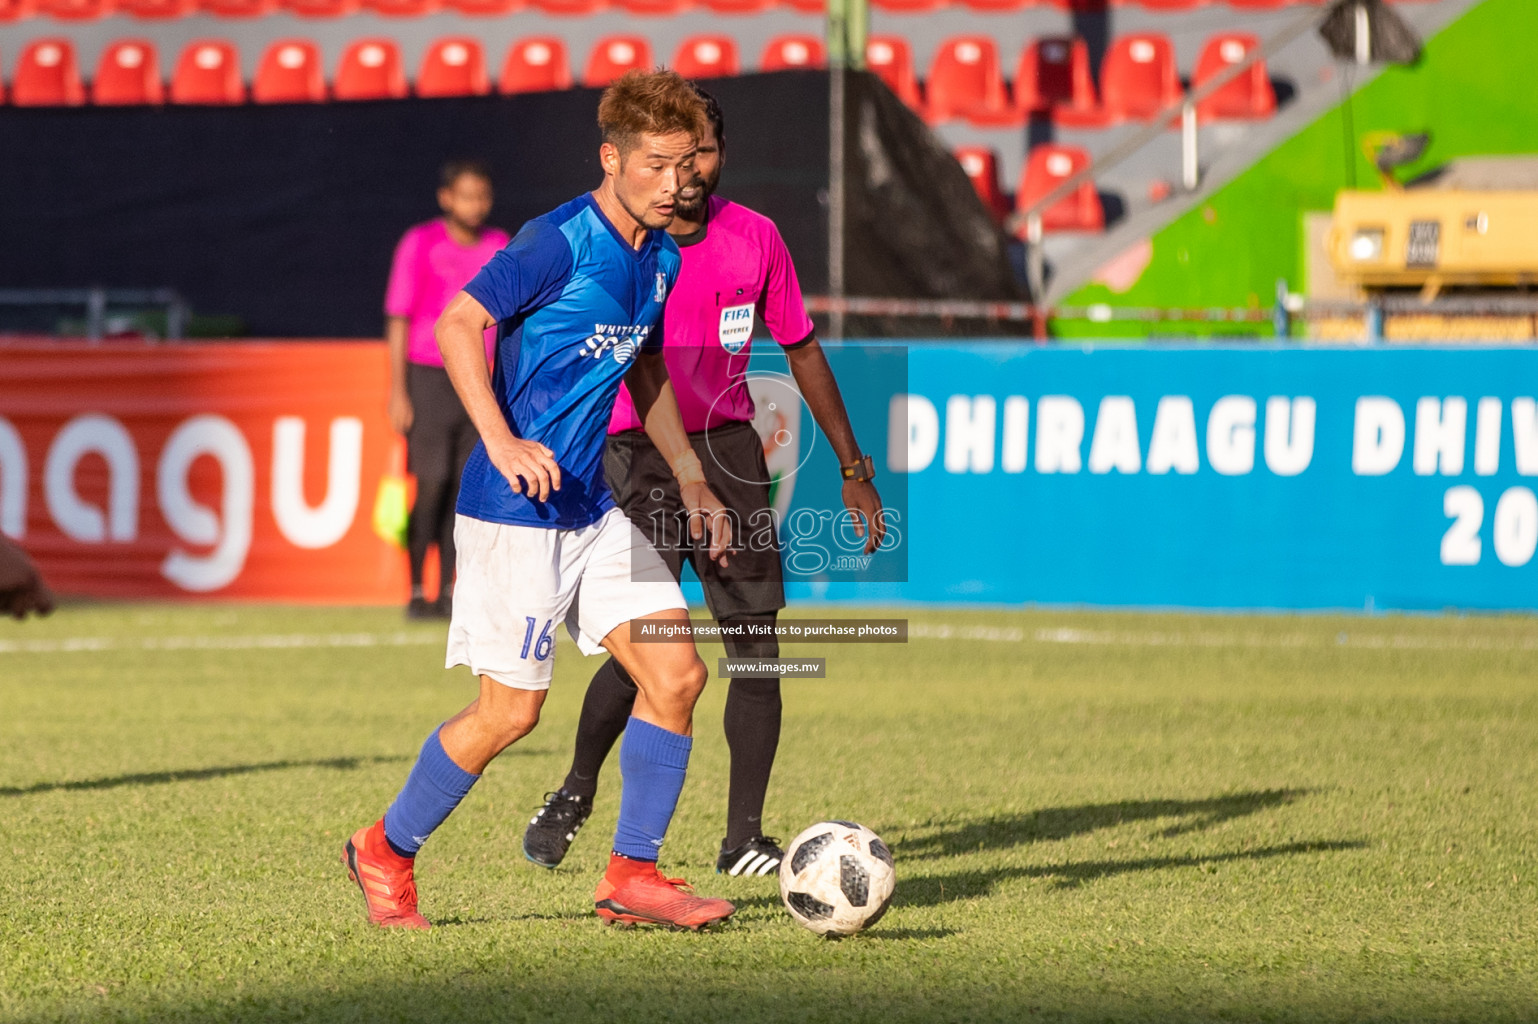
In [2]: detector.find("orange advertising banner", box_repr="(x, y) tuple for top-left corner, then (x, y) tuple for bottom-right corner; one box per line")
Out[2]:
(0, 341), (416, 603)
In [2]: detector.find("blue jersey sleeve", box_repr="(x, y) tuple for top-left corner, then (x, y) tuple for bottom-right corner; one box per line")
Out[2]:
(464, 219), (574, 323)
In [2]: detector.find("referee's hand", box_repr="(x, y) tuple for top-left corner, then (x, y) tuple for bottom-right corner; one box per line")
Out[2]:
(843, 479), (886, 555)
(0, 537), (54, 620)
(488, 437), (562, 503)
(681, 482), (734, 567)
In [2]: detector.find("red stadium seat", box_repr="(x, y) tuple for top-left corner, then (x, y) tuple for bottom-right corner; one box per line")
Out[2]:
(170, 39), (243, 103)
(120, 0), (195, 18)
(1100, 32), (1180, 123)
(1018, 144), (1103, 233)
(365, 0), (441, 14)
(445, 0), (519, 13)
(92, 39), (164, 104)
(283, 0), (360, 17)
(955, 146), (1011, 222)
(924, 36), (1018, 127)
(614, 0), (686, 14)
(253, 38), (325, 102)
(958, 0), (1031, 11)
(582, 36), (650, 88)
(1194, 32), (1275, 121)
(1127, 0), (1206, 9)
(782, 0), (822, 10)
(500, 37), (570, 94)
(672, 35), (738, 79)
(37, 0), (113, 19)
(0, 0), (38, 22)
(335, 38), (406, 99)
(11, 38), (85, 105)
(417, 37), (488, 97)
(700, 0), (769, 12)
(199, 0), (277, 16)
(865, 36), (920, 110)
(872, 0), (941, 10)
(1014, 36), (1099, 123)
(760, 35), (824, 72)
(529, 0), (602, 13)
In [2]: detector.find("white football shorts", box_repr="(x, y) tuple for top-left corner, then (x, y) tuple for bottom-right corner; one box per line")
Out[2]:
(445, 508), (688, 690)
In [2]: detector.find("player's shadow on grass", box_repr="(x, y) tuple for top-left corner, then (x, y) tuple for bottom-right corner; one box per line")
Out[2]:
(895, 789), (1312, 861)
(0, 755), (408, 798)
(900, 839), (1367, 906)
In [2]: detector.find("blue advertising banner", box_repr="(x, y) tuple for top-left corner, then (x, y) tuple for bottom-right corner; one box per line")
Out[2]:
(752, 343), (1538, 612)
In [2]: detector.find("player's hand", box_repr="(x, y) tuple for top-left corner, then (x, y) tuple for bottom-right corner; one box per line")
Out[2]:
(841, 479), (886, 556)
(487, 437), (562, 502)
(681, 482), (734, 567)
(389, 388), (414, 435)
(0, 538), (55, 620)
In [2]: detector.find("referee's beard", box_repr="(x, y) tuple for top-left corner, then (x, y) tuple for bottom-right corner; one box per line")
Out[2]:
(674, 172), (719, 221)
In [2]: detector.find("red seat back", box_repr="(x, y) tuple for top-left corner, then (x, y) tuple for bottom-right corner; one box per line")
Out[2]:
(37, 0), (114, 20)
(1100, 32), (1181, 122)
(1017, 35), (1095, 116)
(283, 0), (361, 17)
(924, 36), (1013, 125)
(1018, 144), (1103, 233)
(335, 38), (407, 99)
(13, 38), (85, 105)
(865, 36), (920, 109)
(198, 0), (277, 17)
(365, 0), (441, 13)
(500, 37), (570, 94)
(119, 0), (195, 18)
(955, 146), (1011, 222)
(418, 37), (488, 96)
(171, 39), (243, 103)
(1194, 32), (1276, 121)
(761, 35), (824, 72)
(253, 39), (325, 102)
(0, 0), (39, 22)
(582, 36), (651, 88)
(92, 39), (164, 104)
(672, 35), (738, 79)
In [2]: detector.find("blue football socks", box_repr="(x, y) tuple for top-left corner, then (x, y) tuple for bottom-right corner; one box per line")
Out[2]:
(612, 717), (693, 862)
(382, 727), (479, 858)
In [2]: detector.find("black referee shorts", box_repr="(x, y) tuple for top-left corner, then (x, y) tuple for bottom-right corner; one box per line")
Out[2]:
(605, 420), (786, 622)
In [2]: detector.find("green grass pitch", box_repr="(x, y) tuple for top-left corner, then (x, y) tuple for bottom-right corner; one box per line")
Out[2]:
(1, 603), (1535, 1023)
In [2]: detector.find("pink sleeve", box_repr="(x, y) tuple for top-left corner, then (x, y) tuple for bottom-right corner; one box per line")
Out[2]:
(759, 225), (815, 347)
(383, 227), (420, 318)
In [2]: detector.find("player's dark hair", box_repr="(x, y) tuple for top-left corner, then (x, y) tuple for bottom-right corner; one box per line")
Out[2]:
(691, 83), (725, 152)
(597, 69), (710, 157)
(439, 159), (492, 190)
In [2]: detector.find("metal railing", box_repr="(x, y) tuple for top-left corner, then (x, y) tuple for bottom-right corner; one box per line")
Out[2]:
(0, 288), (189, 342)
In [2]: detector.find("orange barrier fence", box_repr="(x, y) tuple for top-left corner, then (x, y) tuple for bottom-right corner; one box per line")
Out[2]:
(0, 340), (420, 603)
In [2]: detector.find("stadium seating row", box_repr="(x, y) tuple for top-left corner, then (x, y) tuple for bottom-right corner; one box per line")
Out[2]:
(6, 34), (819, 101)
(0, 0), (1431, 22)
(959, 143), (1105, 234)
(0, 29), (1274, 122)
(906, 30), (1274, 126)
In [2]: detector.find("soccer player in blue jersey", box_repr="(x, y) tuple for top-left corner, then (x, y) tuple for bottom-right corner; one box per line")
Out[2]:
(342, 70), (737, 932)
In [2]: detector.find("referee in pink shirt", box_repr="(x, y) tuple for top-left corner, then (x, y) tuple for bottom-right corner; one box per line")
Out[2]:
(384, 161), (511, 619)
(523, 88), (886, 877)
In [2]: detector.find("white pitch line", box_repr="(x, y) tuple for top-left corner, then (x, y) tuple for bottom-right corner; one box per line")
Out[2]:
(909, 623), (1538, 653)
(0, 632), (446, 656)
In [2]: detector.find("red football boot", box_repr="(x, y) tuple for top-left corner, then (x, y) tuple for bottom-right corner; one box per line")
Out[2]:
(594, 853), (735, 931)
(342, 820), (431, 930)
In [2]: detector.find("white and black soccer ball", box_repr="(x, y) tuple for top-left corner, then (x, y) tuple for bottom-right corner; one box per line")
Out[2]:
(778, 820), (895, 936)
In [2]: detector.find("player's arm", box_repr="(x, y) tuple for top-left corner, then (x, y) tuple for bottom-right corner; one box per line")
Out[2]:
(435, 291), (561, 501)
(786, 338), (885, 555)
(625, 349), (734, 565)
(386, 315), (413, 435)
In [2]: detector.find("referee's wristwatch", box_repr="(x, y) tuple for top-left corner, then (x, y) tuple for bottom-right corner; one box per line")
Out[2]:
(840, 454), (876, 483)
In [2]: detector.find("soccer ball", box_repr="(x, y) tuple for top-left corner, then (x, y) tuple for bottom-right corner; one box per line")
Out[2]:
(778, 820), (896, 936)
